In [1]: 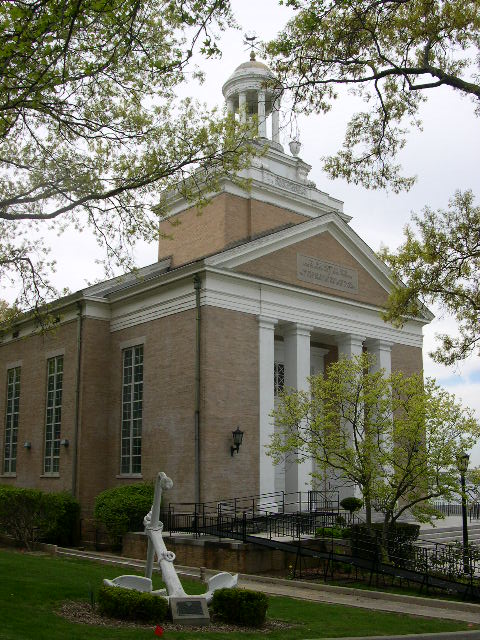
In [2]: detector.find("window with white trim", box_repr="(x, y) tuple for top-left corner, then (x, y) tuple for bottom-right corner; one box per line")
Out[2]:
(44, 356), (63, 474)
(3, 366), (21, 474)
(274, 361), (285, 397)
(121, 345), (143, 474)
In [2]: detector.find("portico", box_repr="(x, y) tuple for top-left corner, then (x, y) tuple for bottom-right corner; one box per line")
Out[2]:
(257, 318), (395, 499)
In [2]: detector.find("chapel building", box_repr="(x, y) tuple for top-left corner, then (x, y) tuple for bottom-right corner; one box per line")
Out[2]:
(0, 55), (431, 525)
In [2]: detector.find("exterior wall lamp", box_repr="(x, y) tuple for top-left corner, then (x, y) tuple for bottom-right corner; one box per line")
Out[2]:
(23, 441), (31, 450)
(60, 439), (69, 448)
(230, 427), (244, 456)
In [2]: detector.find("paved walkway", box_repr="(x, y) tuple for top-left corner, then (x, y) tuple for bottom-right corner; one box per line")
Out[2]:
(237, 575), (480, 624)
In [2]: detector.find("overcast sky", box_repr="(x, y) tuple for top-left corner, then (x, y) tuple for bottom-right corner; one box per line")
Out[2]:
(7, 1), (480, 461)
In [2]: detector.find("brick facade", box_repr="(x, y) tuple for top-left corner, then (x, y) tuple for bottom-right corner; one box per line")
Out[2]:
(0, 192), (428, 528)
(158, 193), (307, 268)
(200, 307), (259, 502)
(236, 232), (390, 308)
(0, 303), (262, 516)
(0, 321), (77, 494)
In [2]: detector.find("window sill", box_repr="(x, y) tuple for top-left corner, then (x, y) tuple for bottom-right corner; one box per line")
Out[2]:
(116, 474), (143, 479)
(40, 473), (60, 478)
(0, 473), (16, 478)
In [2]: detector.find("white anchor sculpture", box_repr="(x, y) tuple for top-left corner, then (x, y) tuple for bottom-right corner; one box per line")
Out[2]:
(104, 472), (238, 602)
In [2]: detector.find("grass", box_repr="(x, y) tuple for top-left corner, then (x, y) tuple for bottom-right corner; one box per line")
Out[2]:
(0, 548), (477, 640)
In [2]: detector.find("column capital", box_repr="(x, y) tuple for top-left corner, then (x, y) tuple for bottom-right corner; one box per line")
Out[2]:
(335, 333), (365, 348)
(365, 338), (393, 375)
(283, 323), (313, 338)
(257, 315), (277, 329)
(364, 338), (394, 352)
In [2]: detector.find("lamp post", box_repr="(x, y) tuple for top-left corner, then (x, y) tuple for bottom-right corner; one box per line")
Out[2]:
(457, 451), (470, 574)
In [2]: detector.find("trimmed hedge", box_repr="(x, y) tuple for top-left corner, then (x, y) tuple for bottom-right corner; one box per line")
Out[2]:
(42, 491), (81, 546)
(210, 588), (268, 627)
(0, 485), (80, 549)
(315, 526), (351, 539)
(94, 483), (154, 544)
(340, 497), (363, 514)
(97, 584), (168, 622)
(350, 522), (420, 564)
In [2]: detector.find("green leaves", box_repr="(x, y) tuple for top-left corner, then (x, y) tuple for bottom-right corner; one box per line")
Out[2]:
(0, 0), (248, 315)
(269, 352), (480, 528)
(266, 0), (480, 190)
(381, 190), (480, 364)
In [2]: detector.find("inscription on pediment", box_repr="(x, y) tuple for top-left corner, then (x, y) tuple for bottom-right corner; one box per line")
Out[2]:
(297, 254), (359, 293)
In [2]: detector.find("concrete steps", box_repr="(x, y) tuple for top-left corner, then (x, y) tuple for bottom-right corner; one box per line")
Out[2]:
(418, 524), (480, 548)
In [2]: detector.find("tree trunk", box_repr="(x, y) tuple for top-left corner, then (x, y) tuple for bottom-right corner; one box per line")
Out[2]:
(380, 514), (392, 563)
(365, 496), (372, 527)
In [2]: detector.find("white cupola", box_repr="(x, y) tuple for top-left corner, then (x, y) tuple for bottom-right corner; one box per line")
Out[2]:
(222, 51), (283, 150)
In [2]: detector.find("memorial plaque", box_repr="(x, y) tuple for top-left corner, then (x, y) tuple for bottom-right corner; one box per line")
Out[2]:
(170, 596), (210, 625)
(297, 254), (359, 294)
(177, 600), (203, 615)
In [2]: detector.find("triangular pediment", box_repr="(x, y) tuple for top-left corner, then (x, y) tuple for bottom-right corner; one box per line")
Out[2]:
(205, 214), (433, 320)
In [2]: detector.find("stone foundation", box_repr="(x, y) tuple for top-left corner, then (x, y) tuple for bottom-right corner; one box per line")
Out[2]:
(122, 532), (295, 574)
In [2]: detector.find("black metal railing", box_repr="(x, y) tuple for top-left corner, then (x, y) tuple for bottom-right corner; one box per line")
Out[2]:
(167, 489), (340, 523)
(159, 494), (480, 599)
(162, 506), (359, 541)
(431, 501), (480, 520)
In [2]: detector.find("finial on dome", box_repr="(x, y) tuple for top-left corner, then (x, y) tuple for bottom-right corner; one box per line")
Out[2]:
(250, 50), (256, 61)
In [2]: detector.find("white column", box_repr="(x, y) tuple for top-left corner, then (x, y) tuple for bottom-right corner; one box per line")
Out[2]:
(335, 333), (366, 502)
(258, 316), (277, 498)
(310, 347), (330, 495)
(272, 95), (281, 143)
(257, 90), (266, 137)
(311, 347), (329, 376)
(226, 97), (234, 115)
(365, 339), (393, 376)
(336, 333), (365, 359)
(239, 91), (247, 123)
(284, 323), (312, 509)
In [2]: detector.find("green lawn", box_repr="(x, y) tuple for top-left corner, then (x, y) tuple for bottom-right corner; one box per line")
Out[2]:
(0, 548), (476, 640)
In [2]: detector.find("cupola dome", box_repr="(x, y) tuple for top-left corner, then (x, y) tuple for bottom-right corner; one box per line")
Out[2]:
(222, 52), (283, 150)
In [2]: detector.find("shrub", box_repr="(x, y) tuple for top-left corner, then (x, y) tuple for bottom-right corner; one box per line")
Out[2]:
(210, 588), (268, 627)
(0, 486), (80, 549)
(94, 483), (154, 545)
(41, 492), (80, 546)
(315, 526), (343, 539)
(349, 524), (380, 562)
(340, 497), (363, 514)
(97, 584), (168, 622)
(349, 522), (420, 564)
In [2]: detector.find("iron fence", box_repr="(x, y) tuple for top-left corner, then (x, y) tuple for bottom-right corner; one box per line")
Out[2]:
(160, 502), (480, 599)
(431, 501), (480, 520)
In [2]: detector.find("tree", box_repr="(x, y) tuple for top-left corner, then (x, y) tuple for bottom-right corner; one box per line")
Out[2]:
(265, 0), (480, 361)
(268, 353), (480, 535)
(266, 0), (480, 192)
(380, 190), (480, 365)
(0, 0), (254, 320)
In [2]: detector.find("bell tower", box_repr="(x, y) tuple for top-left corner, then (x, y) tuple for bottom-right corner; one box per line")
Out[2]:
(157, 52), (346, 267)
(222, 51), (283, 150)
